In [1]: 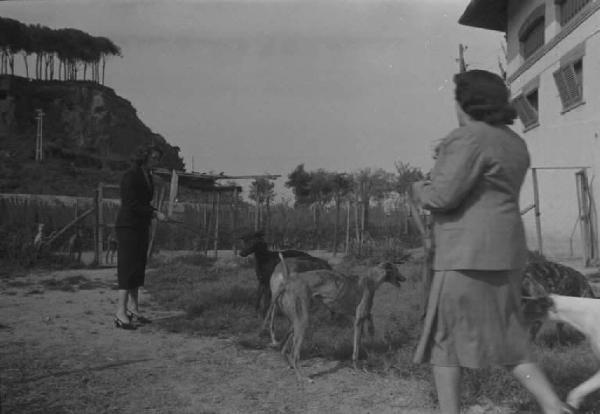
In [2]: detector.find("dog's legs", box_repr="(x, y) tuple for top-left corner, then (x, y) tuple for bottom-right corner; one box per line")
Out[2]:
(529, 320), (543, 342)
(353, 316), (364, 369)
(291, 293), (311, 383)
(280, 328), (293, 359)
(269, 300), (279, 346)
(352, 298), (370, 369)
(566, 370), (600, 409)
(255, 284), (264, 313)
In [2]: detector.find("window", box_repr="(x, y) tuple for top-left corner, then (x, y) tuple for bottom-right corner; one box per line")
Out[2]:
(554, 43), (585, 112)
(556, 0), (592, 26)
(519, 5), (545, 60)
(513, 89), (539, 130)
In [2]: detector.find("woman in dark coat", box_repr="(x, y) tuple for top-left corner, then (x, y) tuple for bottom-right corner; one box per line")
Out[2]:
(114, 145), (165, 329)
(411, 70), (571, 413)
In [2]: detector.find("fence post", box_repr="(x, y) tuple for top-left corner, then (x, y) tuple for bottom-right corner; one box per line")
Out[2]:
(232, 187), (238, 255)
(214, 191), (220, 258)
(531, 168), (543, 255)
(95, 183), (104, 266)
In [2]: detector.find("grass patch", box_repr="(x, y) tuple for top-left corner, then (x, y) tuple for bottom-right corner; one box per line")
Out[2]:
(145, 258), (600, 412)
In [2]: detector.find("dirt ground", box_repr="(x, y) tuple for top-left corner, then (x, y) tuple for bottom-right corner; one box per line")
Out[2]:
(1, 264), (520, 414)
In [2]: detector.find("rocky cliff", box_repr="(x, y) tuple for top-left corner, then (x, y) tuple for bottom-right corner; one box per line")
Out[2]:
(0, 75), (184, 195)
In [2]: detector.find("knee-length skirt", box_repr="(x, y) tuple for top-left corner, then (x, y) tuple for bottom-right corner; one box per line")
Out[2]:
(116, 226), (149, 290)
(413, 269), (531, 368)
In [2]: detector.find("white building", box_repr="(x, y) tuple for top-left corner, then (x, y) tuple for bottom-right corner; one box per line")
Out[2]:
(460, 0), (600, 265)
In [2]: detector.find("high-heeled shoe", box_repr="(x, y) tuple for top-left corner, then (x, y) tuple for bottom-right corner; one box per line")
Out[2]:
(114, 316), (136, 330)
(127, 311), (152, 324)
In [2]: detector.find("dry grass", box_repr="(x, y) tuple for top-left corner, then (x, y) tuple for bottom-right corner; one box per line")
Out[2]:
(144, 253), (600, 412)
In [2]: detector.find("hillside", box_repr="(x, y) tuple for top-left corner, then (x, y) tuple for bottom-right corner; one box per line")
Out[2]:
(0, 75), (184, 196)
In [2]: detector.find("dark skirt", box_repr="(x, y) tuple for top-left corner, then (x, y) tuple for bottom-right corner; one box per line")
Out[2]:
(413, 269), (531, 368)
(116, 226), (149, 290)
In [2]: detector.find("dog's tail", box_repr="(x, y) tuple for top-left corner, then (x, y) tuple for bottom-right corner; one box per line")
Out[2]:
(278, 251), (289, 279)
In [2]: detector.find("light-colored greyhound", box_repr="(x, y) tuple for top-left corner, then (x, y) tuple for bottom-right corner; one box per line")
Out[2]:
(263, 255), (332, 346)
(273, 256), (406, 381)
(523, 291), (600, 412)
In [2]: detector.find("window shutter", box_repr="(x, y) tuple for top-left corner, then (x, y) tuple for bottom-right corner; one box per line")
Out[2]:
(554, 62), (583, 110)
(513, 95), (538, 128)
(563, 63), (581, 105)
(512, 96), (528, 125)
(553, 68), (572, 108)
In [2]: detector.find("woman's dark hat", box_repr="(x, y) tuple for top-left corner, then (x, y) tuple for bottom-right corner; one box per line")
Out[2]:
(454, 69), (516, 125)
(454, 70), (509, 108)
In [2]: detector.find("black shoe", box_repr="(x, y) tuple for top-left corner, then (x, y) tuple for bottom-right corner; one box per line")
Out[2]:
(114, 316), (136, 330)
(127, 311), (152, 324)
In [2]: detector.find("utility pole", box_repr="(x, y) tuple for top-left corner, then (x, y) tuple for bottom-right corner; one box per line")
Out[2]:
(498, 57), (507, 81)
(498, 40), (508, 81)
(35, 109), (44, 161)
(457, 44), (468, 73)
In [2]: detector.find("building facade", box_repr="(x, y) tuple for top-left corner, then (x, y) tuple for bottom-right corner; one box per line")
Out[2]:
(460, 0), (600, 264)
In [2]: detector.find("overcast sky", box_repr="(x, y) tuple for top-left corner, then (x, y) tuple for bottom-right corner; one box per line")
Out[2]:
(1, 0), (504, 194)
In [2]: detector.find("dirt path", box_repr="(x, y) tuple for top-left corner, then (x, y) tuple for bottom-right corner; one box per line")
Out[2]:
(0, 267), (514, 414)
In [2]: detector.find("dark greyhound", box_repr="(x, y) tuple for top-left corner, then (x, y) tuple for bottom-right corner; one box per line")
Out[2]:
(239, 230), (319, 315)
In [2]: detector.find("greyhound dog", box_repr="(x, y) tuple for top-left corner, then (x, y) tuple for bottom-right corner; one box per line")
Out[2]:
(274, 257), (406, 381)
(523, 292), (600, 412)
(522, 256), (596, 342)
(263, 255), (332, 346)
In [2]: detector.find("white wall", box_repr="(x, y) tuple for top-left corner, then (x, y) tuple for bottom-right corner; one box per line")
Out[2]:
(506, 2), (600, 259)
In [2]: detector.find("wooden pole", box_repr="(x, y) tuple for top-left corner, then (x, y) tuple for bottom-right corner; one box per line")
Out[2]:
(232, 187), (238, 255)
(255, 196), (260, 231)
(214, 191), (220, 257)
(407, 195), (433, 319)
(95, 183), (104, 266)
(531, 168), (543, 255)
(43, 207), (95, 248)
(168, 169), (178, 218)
(147, 186), (165, 260)
(345, 198), (351, 255)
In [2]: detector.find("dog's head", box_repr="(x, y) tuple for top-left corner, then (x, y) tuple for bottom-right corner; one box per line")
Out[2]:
(522, 296), (555, 322)
(238, 230), (267, 257)
(377, 262), (406, 287)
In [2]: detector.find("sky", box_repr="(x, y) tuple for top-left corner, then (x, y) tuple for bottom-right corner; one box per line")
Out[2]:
(0, 0), (504, 196)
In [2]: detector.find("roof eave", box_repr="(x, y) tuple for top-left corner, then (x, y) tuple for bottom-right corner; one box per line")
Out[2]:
(458, 0), (508, 32)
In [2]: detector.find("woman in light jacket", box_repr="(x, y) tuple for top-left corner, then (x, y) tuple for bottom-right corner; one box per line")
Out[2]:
(412, 70), (571, 414)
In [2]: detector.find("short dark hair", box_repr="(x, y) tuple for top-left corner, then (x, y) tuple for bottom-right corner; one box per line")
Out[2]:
(131, 144), (163, 167)
(454, 70), (517, 125)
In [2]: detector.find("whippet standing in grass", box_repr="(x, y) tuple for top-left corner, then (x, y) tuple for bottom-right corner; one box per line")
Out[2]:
(523, 293), (600, 412)
(263, 255), (332, 346)
(273, 256), (406, 381)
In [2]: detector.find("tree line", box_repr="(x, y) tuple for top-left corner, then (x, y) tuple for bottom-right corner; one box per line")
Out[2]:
(0, 17), (121, 84)
(248, 162), (425, 255)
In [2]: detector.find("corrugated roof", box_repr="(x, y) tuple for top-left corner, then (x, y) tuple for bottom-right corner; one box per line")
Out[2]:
(458, 0), (508, 32)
